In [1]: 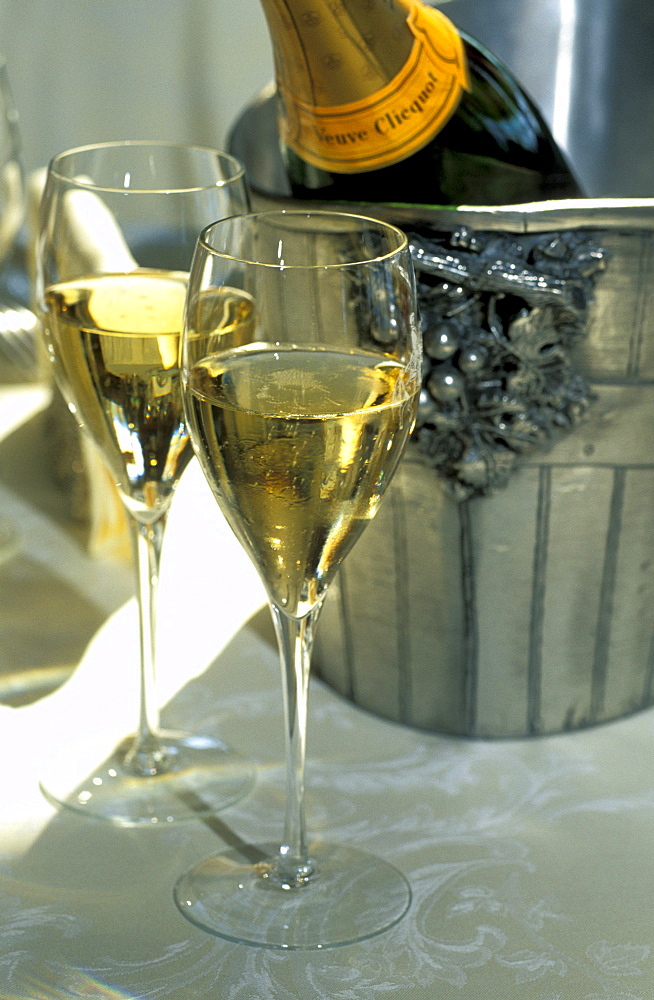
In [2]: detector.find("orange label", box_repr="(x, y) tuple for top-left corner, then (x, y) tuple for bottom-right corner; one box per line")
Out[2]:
(279, 2), (470, 174)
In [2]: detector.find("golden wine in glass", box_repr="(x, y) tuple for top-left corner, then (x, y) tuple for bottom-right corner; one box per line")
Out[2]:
(35, 141), (255, 824)
(176, 210), (420, 947)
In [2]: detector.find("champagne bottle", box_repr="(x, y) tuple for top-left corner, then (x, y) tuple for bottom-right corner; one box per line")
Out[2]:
(256, 0), (582, 207)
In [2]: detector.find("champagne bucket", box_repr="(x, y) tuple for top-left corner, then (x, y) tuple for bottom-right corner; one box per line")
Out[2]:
(260, 196), (654, 737)
(310, 200), (654, 737)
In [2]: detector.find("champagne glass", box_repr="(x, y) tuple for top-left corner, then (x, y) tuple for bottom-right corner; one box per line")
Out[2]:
(175, 210), (420, 948)
(35, 141), (255, 825)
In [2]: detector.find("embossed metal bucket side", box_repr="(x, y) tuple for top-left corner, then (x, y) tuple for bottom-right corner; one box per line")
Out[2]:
(313, 201), (654, 738)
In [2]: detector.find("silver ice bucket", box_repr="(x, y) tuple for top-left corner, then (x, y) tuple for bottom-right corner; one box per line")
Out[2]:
(310, 200), (654, 737)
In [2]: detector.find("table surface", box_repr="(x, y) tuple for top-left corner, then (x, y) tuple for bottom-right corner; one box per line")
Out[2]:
(2, 383), (654, 1000)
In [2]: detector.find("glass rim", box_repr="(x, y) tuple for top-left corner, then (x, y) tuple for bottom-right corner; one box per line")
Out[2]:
(47, 140), (246, 194)
(198, 209), (409, 269)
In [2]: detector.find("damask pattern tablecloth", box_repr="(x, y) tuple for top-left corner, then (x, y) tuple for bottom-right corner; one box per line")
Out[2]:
(1, 461), (654, 1000)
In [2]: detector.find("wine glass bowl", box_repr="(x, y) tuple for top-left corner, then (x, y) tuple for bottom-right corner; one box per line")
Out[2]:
(183, 211), (420, 617)
(176, 210), (420, 947)
(36, 141), (255, 824)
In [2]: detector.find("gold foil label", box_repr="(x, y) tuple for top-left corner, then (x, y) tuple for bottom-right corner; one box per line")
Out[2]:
(279, 2), (470, 173)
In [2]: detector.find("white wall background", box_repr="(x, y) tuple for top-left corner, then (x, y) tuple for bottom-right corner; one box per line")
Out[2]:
(0, 0), (274, 175)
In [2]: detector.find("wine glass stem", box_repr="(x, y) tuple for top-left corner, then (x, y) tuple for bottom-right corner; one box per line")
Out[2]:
(122, 510), (169, 777)
(270, 601), (322, 886)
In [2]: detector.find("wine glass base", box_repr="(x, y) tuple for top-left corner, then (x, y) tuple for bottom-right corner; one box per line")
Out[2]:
(39, 730), (255, 826)
(174, 841), (411, 949)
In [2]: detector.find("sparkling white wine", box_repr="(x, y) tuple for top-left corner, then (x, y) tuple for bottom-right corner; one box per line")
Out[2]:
(43, 269), (193, 521)
(187, 343), (419, 617)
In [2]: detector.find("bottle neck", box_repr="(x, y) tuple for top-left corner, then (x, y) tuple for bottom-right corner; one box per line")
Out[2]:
(259, 0), (415, 107)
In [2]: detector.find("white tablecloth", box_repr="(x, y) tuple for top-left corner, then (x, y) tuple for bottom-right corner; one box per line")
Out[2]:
(2, 423), (654, 999)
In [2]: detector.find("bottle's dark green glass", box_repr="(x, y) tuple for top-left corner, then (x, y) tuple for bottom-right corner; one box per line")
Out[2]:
(283, 30), (582, 208)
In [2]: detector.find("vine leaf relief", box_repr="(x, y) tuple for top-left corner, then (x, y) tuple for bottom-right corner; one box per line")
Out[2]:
(408, 225), (609, 500)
